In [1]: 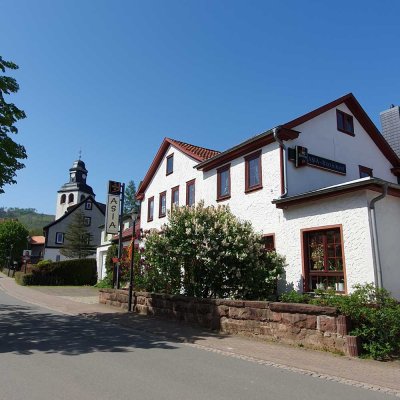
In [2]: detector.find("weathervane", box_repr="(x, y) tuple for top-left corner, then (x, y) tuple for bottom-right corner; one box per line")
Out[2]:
(78, 149), (82, 160)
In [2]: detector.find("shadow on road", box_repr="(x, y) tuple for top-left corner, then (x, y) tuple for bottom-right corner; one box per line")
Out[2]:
(0, 303), (223, 356)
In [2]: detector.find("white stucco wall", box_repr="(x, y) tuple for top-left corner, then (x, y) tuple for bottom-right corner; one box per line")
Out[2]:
(277, 192), (374, 293)
(374, 193), (400, 299)
(287, 103), (397, 197)
(140, 145), (203, 231)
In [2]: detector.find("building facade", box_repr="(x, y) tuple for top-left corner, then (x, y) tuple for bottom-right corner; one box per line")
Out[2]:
(136, 93), (400, 299)
(43, 159), (105, 262)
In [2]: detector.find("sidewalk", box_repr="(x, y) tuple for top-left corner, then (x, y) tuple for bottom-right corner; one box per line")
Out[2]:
(1, 272), (399, 397)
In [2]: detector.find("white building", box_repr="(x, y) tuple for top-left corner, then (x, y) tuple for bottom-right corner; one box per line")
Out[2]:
(136, 93), (400, 299)
(43, 159), (105, 262)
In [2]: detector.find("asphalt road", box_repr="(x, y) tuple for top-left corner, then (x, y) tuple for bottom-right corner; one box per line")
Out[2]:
(0, 288), (395, 400)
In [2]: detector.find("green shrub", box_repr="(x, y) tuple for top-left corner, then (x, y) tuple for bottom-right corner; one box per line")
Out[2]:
(36, 259), (52, 267)
(22, 258), (97, 286)
(14, 271), (34, 285)
(280, 290), (311, 304)
(311, 284), (400, 360)
(143, 202), (285, 300)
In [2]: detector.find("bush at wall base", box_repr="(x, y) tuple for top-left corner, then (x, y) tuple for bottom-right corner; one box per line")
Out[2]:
(14, 259), (97, 286)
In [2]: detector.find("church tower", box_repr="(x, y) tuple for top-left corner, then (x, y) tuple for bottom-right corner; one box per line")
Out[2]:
(55, 159), (95, 219)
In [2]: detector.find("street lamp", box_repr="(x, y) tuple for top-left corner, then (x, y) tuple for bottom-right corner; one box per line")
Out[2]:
(25, 236), (31, 273)
(128, 203), (140, 312)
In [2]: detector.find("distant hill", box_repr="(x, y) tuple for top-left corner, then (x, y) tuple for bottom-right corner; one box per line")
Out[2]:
(0, 207), (55, 235)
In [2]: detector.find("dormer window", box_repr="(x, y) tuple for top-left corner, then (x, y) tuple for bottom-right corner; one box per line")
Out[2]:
(336, 110), (354, 136)
(166, 154), (174, 175)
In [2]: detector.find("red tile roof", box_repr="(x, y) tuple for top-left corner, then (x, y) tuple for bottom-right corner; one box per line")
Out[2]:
(168, 139), (220, 161)
(136, 138), (220, 199)
(30, 236), (45, 245)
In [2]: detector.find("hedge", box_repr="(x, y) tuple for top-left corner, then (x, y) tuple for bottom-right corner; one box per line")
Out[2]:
(15, 258), (97, 286)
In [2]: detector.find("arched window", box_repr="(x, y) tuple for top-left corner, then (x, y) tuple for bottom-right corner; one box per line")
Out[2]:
(60, 194), (66, 204)
(68, 193), (74, 203)
(80, 195), (85, 201)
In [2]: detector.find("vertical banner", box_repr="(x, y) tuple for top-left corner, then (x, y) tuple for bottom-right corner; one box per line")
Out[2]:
(105, 194), (120, 234)
(105, 180), (121, 234)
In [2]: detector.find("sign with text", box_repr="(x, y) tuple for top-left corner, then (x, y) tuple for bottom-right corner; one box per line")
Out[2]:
(105, 194), (120, 234)
(288, 147), (346, 175)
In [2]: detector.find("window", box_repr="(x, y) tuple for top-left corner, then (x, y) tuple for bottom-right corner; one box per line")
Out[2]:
(186, 179), (195, 206)
(171, 186), (179, 209)
(159, 191), (167, 218)
(166, 154), (174, 175)
(217, 164), (231, 201)
(85, 201), (92, 210)
(359, 165), (373, 178)
(147, 196), (154, 222)
(68, 193), (74, 203)
(82, 233), (91, 245)
(60, 194), (66, 204)
(56, 232), (64, 244)
(245, 151), (262, 193)
(262, 234), (275, 252)
(83, 217), (91, 227)
(336, 110), (354, 136)
(303, 226), (345, 292)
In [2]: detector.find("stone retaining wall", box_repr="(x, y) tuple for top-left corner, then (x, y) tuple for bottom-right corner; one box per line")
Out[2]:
(99, 289), (353, 355)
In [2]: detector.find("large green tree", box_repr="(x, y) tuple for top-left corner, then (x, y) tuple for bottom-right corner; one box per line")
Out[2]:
(60, 210), (96, 259)
(0, 220), (29, 267)
(0, 56), (27, 194)
(123, 180), (137, 214)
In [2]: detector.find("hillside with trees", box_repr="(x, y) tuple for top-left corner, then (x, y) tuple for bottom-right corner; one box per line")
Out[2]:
(0, 207), (54, 235)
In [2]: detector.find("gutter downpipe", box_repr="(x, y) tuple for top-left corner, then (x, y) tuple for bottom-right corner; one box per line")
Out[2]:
(273, 126), (288, 198)
(368, 183), (388, 289)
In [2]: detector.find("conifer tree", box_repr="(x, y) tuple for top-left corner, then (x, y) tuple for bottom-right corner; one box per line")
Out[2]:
(123, 180), (137, 214)
(60, 209), (96, 259)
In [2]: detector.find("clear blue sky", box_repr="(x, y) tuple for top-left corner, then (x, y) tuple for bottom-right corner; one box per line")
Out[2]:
(1, 0), (399, 215)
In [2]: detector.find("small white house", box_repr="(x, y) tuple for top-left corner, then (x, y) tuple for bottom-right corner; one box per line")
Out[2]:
(136, 93), (400, 299)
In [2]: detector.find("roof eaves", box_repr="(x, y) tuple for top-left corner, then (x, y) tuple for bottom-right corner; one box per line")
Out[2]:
(272, 178), (399, 208)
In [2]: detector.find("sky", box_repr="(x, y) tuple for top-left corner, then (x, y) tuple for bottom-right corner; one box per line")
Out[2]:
(1, 0), (400, 215)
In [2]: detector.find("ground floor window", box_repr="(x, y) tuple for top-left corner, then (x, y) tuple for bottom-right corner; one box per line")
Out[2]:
(302, 226), (345, 292)
(261, 234), (275, 252)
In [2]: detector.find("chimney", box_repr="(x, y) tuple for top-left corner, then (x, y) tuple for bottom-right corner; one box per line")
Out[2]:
(380, 105), (400, 158)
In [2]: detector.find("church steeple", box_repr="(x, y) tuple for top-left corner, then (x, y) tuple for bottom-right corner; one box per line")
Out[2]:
(55, 158), (95, 219)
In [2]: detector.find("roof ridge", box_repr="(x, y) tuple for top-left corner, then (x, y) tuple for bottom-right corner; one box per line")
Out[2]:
(168, 138), (220, 154)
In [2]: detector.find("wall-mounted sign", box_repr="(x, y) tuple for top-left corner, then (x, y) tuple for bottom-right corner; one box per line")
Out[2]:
(108, 180), (121, 195)
(288, 146), (346, 175)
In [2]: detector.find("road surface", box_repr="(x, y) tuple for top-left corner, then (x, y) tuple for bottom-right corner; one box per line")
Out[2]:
(0, 287), (395, 400)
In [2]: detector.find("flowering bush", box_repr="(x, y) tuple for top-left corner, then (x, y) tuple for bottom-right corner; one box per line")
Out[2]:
(142, 202), (285, 300)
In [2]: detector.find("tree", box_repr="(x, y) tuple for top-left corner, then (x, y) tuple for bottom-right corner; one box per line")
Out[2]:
(0, 56), (27, 193)
(60, 210), (96, 259)
(143, 202), (286, 300)
(123, 180), (137, 214)
(0, 220), (29, 267)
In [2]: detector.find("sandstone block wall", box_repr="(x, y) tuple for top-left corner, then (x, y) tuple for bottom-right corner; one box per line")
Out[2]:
(99, 289), (352, 354)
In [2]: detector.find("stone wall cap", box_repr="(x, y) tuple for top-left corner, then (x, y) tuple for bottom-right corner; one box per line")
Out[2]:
(269, 302), (338, 315)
